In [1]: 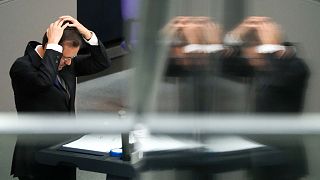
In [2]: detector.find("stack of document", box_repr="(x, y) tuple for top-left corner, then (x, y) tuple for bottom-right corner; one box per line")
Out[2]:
(61, 134), (122, 155)
(60, 134), (265, 156)
(135, 136), (204, 152)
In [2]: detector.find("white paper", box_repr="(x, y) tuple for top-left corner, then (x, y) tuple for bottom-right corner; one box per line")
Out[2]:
(204, 136), (265, 152)
(136, 136), (204, 152)
(62, 134), (264, 154)
(62, 134), (122, 153)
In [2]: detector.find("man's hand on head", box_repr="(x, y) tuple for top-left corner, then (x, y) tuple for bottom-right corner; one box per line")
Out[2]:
(228, 16), (273, 43)
(256, 21), (283, 45)
(46, 19), (69, 44)
(59, 15), (92, 40)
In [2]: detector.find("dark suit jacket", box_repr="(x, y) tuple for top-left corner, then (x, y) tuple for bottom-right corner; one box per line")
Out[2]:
(9, 40), (110, 177)
(221, 45), (310, 178)
(221, 46), (310, 113)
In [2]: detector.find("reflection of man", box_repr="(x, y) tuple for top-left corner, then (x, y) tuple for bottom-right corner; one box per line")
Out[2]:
(9, 16), (110, 180)
(224, 16), (309, 112)
(223, 16), (309, 180)
(162, 16), (225, 111)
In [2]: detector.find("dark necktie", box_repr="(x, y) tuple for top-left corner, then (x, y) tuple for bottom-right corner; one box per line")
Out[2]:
(55, 75), (70, 99)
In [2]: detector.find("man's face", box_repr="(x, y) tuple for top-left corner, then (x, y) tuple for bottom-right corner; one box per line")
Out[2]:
(58, 45), (80, 71)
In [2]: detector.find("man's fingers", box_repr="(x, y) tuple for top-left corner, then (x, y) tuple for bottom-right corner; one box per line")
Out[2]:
(60, 16), (76, 23)
(61, 22), (69, 29)
(255, 23), (264, 36)
(49, 23), (54, 30)
(67, 24), (76, 27)
(256, 22), (268, 35)
(59, 15), (74, 21)
(53, 19), (62, 27)
(247, 16), (270, 21)
(243, 16), (271, 26)
(59, 15), (73, 19)
(57, 19), (65, 27)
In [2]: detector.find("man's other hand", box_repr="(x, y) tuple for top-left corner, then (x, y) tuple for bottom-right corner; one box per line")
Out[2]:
(59, 15), (92, 40)
(47, 19), (69, 44)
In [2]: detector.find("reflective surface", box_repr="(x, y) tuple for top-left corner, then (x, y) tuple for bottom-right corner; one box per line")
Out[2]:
(2, 0), (320, 180)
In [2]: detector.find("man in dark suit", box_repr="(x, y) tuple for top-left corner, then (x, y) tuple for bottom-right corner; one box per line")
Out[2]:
(223, 16), (309, 113)
(223, 16), (309, 180)
(9, 16), (110, 180)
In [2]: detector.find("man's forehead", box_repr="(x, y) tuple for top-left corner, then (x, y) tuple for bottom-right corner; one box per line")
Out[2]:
(62, 52), (78, 59)
(62, 46), (79, 53)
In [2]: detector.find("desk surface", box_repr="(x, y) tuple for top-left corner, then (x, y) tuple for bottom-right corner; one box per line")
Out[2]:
(36, 142), (136, 178)
(140, 145), (284, 172)
(36, 136), (285, 179)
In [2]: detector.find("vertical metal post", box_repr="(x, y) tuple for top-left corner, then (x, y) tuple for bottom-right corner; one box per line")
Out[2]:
(223, 0), (246, 31)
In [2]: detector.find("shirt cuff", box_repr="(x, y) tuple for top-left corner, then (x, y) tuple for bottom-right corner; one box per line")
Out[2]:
(83, 31), (99, 46)
(184, 44), (224, 53)
(46, 44), (62, 53)
(223, 33), (243, 45)
(256, 44), (285, 54)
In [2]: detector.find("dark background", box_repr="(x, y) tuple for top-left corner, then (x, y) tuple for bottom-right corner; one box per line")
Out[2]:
(77, 0), (124, 47)
(77, 0), (129, 82)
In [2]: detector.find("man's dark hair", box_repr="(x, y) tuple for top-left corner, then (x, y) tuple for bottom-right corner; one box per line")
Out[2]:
(42, 21), (83, 48)
(242, 28), (261, 47)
